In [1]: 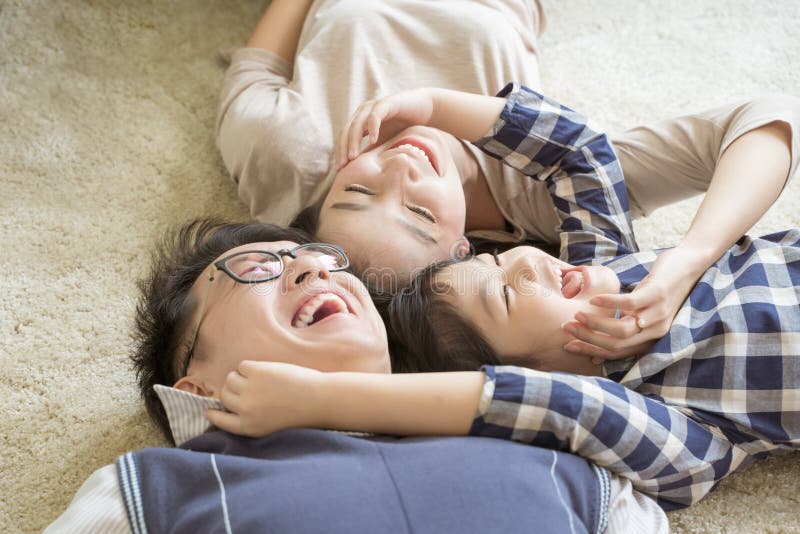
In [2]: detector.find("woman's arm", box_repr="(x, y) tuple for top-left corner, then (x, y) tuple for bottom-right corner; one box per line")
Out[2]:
(205, 360), (739, 510)
(567, 120), (793, 361)
(247, 0), (314, 62)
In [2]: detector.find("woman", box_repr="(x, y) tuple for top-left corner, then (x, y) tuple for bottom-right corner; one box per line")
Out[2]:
(203, 85), (800, 511)
(218, 0), (800, 360)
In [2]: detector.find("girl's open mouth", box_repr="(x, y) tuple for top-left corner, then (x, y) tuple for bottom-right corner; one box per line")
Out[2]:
(561, 268), (587, 299)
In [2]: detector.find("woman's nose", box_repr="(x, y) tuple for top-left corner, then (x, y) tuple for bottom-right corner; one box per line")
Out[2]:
(283, 254), (332, 286)
(382, 154), (422, 184)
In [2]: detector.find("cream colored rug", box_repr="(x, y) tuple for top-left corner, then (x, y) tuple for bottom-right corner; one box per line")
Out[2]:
(1, 1), (798, 532)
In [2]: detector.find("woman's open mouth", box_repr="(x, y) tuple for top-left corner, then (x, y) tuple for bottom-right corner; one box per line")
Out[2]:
(390, 137), (440, 175)
(292, 292), (350, 328)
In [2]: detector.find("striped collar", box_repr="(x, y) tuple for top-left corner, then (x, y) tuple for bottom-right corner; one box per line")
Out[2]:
(154, 385), (373, 445)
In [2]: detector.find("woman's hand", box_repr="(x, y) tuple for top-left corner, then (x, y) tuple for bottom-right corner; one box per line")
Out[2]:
(562, 247), (707, 363)
(335, 88), (438, 169)
(204, 360), (327, 438)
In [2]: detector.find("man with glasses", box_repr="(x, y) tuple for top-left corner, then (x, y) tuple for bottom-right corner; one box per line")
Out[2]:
(45, 219), (667, 533)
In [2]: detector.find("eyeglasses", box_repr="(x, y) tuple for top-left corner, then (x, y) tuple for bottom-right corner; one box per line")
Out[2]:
(180, 243), (350, 377)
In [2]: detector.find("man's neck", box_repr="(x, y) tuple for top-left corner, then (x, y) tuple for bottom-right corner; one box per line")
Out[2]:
(445, 134), (506, 232)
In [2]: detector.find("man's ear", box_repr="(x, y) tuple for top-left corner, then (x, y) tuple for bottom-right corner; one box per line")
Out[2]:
(452, 236), (471, 259)
(173, 375), (215, 398)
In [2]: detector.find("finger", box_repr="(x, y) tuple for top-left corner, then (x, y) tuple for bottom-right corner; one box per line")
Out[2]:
(561, 320), (637, 353)
(224, 369), (247, 393)
(574, 311), (641, 339)
(204, 409), (242, 434)
(589, 287), (659, 311)
(563, 338), (642, 361)
(237, 359), (259, 377)
(366, 111), (382, 145)
(347, 104), (374, 160)
(562, 339), (614, 360)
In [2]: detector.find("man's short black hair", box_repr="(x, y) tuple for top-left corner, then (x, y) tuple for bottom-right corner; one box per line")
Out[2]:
(131, 218), (312, 443)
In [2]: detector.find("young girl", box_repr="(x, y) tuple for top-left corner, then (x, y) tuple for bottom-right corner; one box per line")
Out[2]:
(219, 0), (800, 360)
(205, 86), (799, 511)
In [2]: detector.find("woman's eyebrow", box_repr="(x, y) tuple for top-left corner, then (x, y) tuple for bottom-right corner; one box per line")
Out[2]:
(331, 202), (369, 211)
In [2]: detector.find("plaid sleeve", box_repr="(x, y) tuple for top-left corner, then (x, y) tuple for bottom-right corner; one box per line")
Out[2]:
(473, 83), (637, 263)
(470, 366), (748, 511)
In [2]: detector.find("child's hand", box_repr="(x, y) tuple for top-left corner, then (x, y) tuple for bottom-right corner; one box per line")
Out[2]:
(335, 88), (438, 169)
(562, 247), (702, 363)
(204, 360), (327, 438)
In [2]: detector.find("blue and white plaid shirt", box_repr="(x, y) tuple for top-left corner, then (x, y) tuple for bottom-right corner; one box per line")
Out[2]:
(470, 84), (800, 510)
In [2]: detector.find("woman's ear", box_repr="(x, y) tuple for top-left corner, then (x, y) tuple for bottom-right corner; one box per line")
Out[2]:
(452, 236), (471, 259)
(173, 375), (215, 398)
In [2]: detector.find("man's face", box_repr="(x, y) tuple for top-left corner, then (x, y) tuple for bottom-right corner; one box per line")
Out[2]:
(436, 246), (620, 371)
(175, 241), (391, 397)
(318, 126), (468, 286)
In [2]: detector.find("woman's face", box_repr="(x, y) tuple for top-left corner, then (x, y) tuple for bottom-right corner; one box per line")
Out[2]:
(434, 246), (621, 373)
(175, 241), (390, 397)
(317, 125), (469, 285)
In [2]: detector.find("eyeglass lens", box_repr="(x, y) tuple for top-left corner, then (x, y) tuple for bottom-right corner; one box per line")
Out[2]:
(224, 245), (347, 282)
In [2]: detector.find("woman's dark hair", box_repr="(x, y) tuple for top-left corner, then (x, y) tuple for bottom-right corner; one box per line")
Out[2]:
(131, 218), (313, 444)
(384, 236), (558, 373)
(290, 202), (322, 236)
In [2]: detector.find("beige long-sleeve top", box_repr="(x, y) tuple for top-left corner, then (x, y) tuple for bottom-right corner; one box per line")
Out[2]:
(217, 0), (800, 242)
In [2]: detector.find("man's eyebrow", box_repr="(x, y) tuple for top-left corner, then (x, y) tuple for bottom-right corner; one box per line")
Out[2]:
(331, 202), (369, 211)
(395, 218), (438, 245)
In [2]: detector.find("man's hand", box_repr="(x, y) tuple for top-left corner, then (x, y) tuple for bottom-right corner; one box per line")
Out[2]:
(562, 246), (705, 363)
(204, 360), (327, 438)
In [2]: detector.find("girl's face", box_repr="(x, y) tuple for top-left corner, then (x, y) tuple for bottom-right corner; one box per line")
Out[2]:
(434, 246), (621, 373)
(317, 125), (469, 283)
(174, 241), (390, 397)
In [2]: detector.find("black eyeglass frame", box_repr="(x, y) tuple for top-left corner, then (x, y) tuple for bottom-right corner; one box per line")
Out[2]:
(179, 243), (350, 377)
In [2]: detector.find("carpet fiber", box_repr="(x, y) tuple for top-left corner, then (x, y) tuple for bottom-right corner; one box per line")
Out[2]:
(1, 1), (798, 532)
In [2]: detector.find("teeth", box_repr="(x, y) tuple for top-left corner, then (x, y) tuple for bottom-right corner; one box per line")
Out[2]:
(292, 293), (349, 328)
(397, 144), (432, 165)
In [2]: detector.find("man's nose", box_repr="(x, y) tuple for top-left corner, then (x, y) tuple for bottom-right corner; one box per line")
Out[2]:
(283, 254), (332, 287)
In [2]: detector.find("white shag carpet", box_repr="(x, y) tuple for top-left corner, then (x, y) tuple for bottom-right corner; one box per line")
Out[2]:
(1, 1), (798, 532)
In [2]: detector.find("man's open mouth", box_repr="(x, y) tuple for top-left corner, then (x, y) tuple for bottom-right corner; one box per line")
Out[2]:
(292, 292), (350, 328)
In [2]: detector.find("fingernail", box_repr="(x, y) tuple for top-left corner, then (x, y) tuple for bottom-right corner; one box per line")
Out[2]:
(563, 342), (579, 353)
(574, 312), (586, 323)
(591, 357), (605, 365)
(562, 322), (576, 335)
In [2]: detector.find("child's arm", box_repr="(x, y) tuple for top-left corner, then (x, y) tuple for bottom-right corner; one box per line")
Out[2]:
(472, 83), (638, 262)
(204, 360), (483, 437)
(205, 360), (738, 510)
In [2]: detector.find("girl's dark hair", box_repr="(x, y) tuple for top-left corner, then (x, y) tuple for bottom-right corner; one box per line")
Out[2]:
(384, 257), (501, 373)
(384, 236), (559, 373)
(131, 218), (312, 443)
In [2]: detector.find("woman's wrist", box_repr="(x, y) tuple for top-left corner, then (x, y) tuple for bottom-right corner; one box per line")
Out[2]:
(671, 240), (721, 277)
